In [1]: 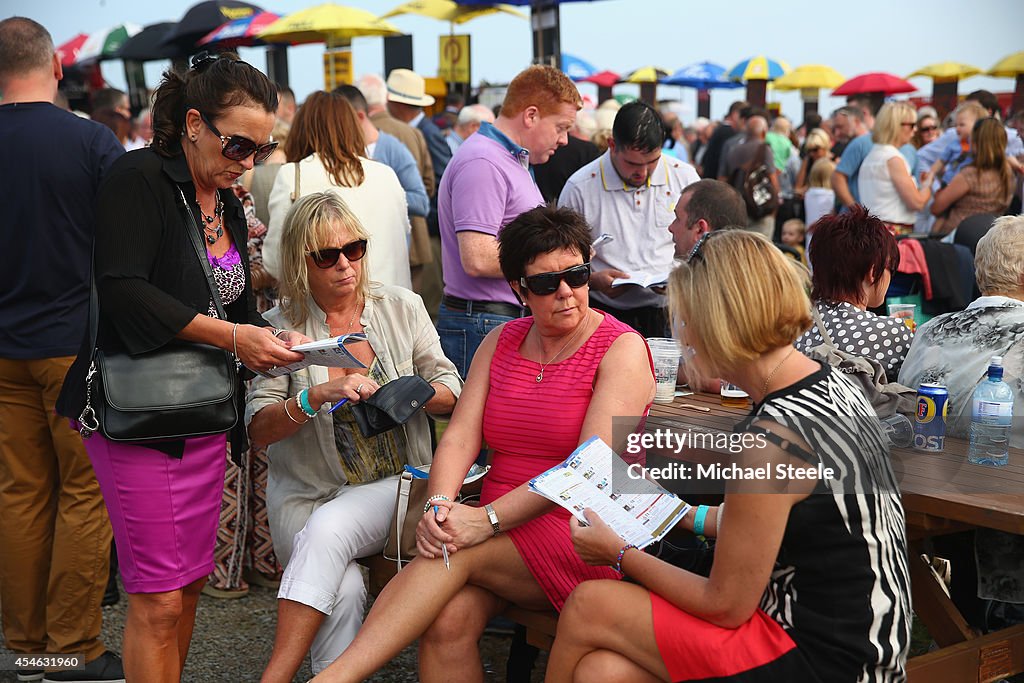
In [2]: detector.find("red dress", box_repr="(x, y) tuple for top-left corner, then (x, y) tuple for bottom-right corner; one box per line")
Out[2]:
(480, 312), (649, 610)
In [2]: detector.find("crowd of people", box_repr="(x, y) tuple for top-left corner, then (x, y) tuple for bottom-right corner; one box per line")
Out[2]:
(4, 12), (1024, 683)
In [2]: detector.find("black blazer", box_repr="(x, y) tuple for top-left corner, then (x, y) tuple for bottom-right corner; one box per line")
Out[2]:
(58, 148), (267, 454)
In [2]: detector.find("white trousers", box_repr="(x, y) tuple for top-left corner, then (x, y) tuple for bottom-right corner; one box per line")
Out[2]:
(277, 475), (399, 673)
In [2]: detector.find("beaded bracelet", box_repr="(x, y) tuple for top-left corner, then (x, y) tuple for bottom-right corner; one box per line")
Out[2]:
(297, 388), (317, 418)
(614, 543), (637, 574)
(693, 505), (710, 537)
(423, 494), (452, 515)
(283, 397), (308, 425)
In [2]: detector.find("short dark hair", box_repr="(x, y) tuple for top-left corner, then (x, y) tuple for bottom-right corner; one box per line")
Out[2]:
(151, 52), (278, 158)
(92, 87), (126, 112)
(0, 17), (53, 84)
(967, 89), (1000, 117)
(333, 84), (368, 113)
(277, 83), (295, 102)
(612, 101), (664, 152)
(727, 100), (749, 117)
(680, 179), (747, 231)
(498, 206), (592, 284)
(809, 205), (899, 303)
(801, 112), (823, 132)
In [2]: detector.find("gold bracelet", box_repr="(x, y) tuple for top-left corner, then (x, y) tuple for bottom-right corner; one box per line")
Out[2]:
(282, 396), (308, 425)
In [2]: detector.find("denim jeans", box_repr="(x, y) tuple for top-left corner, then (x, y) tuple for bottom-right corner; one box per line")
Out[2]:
(436, 303), (516, 379)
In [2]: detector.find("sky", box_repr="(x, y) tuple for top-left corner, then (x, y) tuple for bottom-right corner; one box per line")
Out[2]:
(6, 0), (1024, 121)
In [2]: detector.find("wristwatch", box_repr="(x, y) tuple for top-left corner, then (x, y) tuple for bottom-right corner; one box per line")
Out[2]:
(484, 504), (501, 536)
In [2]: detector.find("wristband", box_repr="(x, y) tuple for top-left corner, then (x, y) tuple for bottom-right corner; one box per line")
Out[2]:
(693, 505), (710, 537)
(297, 388), (317, 418)
(232, 323), (240, 358)
(283, 397), (308, 424)
(423, 494), (451, 515)
(614, 543), (637, 574)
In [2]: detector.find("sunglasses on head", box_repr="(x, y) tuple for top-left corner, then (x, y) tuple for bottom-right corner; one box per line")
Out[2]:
(519, 263), (591, 296)
(308, 239), (368, 269)
(199, 112), (279, 163)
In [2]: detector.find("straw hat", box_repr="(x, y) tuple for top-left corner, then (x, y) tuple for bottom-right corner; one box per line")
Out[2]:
(386, 69), (435, 107)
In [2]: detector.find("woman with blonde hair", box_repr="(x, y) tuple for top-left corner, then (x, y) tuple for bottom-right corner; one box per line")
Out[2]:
(547, 229), (911, 683)
(248, 191), (461, 681)
(264, 91), (411, 289)
(931, 117), (1015, 234)
(860, 101), (935, 234)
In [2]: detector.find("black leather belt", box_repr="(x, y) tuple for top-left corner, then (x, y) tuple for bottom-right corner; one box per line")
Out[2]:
(442, 295), (524, 318)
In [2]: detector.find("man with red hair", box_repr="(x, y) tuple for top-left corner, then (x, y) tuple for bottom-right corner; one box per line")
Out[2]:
(436, 65), (581, 377)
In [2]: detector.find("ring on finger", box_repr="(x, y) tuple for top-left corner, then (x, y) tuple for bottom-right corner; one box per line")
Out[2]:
(356, 382), (365, 394)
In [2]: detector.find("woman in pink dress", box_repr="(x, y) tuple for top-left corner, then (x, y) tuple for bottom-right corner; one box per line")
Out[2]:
(311, 205), (656, 683)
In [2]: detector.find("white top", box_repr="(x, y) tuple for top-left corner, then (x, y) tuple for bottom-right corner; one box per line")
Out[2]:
(558, 150), (699, 309)
(859, 144), (917, 225)
(264, 154), (412, 290)
(803, 187), (834, 231)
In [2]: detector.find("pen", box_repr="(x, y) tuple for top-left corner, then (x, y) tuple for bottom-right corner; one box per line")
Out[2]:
(433, 505), (450, 570)
(327, 398), (348, 414)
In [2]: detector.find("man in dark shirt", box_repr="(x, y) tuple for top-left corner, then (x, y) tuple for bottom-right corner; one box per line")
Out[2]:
(0, 17), (125, 683)
(698, 99), (747, 178)
(533, 118), (600, 203)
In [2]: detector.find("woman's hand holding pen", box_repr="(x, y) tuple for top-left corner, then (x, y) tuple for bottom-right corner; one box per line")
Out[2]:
(416, 499), (454, 559)
(234, 324), (305, 372)
(307, 374), (378, 412)
(418, 502), (493, 558)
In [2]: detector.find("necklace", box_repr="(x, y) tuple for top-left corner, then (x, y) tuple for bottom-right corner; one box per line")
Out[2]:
(196, 192), (224, 245)
(762, 347), (796, 396)
(329, 298), (363, 336)
(535, 313), (591, 383)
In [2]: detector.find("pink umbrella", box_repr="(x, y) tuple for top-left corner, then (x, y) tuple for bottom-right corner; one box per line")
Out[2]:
(198, 11), (280, 47)
(579, 70), (620, 103)
(55, 33), (89, 67)
(833, 72), (916, 96)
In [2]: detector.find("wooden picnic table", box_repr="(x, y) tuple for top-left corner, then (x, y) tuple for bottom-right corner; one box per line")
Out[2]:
(648, 391), (1024, 683)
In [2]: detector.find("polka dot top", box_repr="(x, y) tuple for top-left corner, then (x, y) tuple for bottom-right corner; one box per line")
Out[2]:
(795, 300), (913, 380)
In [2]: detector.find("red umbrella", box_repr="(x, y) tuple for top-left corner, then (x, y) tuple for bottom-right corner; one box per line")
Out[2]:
(56, 33), (89, 67)
(833, 72), (916, 96)
(579, 70), (620, 88)
(198, 10), (279, 47)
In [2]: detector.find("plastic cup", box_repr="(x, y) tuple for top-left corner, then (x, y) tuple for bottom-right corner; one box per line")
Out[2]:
(878, 413), (914, 448)
(888, 303), (917, 332)
(646, 337), (682, 404)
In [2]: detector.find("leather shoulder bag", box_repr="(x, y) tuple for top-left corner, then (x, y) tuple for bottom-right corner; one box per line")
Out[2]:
(78, 187), (240, 442)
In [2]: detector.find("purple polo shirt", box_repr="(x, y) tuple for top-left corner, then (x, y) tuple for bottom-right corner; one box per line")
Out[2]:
(438, 122), (543, 304)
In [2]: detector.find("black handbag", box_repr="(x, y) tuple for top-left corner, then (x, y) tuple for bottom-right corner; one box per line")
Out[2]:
(350, 375), (435, 438)
(78, 186), (240, 442)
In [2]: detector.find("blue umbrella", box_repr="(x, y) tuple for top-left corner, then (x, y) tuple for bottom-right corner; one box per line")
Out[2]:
(727, 55), (789, 82)
(562, 53), (596, 81)
(662, 61), (743, 90)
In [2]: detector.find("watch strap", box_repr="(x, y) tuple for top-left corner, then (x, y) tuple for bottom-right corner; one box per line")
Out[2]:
(484, 503), (500, 535)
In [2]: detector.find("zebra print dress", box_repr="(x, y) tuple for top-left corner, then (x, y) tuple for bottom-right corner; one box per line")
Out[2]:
(737, 363), (912, 683)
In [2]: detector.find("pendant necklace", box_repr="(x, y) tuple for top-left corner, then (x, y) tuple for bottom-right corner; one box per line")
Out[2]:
(330, 298), (363, 337)
(196, 192), (224, 245)
(535, 313), (590, 383)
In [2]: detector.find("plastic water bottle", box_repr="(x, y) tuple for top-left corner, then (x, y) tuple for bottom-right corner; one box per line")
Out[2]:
(967, 356), (1014, 466)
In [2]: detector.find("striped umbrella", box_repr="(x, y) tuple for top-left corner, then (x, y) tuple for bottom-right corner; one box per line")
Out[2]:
(728, 55), (789, 108)
(198, 11), (280, 47)
(622, 66), (670, 105)
(75, 23), (143, 64)
(727, 55), (789, 82)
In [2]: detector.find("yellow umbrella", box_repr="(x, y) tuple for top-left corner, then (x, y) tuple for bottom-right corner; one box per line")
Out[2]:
(257, 4), (401, 46)
(988, 51), (1024, 78)
(907, 62), (982, 82)
(382, 0), (526, 26)
(772, 64), (844, 91)
(621, 66), (669, 105)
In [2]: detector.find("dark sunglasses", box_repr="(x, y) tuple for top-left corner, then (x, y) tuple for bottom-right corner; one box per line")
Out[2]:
(308, 239), (368, 269)
(917, 125), (938, 133)
(200, 112), (279, 163)
(519, 263), (591, 296)
(687, 231), (713, 263)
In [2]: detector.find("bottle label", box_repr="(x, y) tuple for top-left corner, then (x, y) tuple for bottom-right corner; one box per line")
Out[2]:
(973, 399), (1012, 423)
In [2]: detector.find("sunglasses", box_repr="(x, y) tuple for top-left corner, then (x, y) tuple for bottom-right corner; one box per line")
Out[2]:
(308, 239), (368, 269)
(917, 125), (938, 133)
(900, 122), (917, 129)
(519, 263), (591, 296)
(200, 112), (279, 163)
(687, 231), (713, 263)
